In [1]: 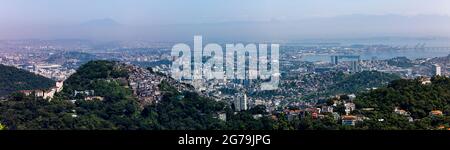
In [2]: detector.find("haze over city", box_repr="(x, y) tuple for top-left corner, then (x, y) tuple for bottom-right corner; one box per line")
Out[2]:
(1, 0), (450, 41)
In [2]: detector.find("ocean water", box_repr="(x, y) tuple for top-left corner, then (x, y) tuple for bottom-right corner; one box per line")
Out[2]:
(300, 49), (450, 62)
(292, 38), (450, 62)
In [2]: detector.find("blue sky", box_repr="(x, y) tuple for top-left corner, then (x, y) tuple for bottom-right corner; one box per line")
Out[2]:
(1, 0), (449, 25)
(1, 0), (450, 41)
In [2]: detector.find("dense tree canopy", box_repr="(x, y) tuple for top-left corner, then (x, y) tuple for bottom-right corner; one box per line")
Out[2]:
(0, 64), (55, 97)
(354, 76), (450, 129)
(326, 70), (401, 95)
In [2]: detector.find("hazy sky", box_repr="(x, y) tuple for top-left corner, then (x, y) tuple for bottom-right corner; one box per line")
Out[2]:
(1, 0), (450, 25)
(1, 0), (450, 41)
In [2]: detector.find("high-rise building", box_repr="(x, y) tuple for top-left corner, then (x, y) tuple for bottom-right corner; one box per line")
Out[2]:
(234, 93), (248, 111)
(234, 93), (241, 111)
(243, 93), (248, 111)
(351, 61), (361, 73)
(433, 64), (442, 76)
(330, 56), (339, 65)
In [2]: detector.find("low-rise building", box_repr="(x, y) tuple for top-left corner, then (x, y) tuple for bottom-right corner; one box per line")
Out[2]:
(341, 115), (357, 126)
(321, 106), (334, 113)
(394, 107), (411, 116)
(429, 110), (443, 116)
(84, 96), (104, 101)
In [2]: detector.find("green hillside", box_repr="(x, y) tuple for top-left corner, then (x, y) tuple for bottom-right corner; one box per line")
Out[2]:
(327, 71), (401, 94)
(0, 64), (55, 97)
(354, 76), (450, 129)
(0, 60), (275, 129)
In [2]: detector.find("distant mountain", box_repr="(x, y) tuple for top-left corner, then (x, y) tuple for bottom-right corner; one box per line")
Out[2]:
(0, 64), (55, 97)
(2, 14), (450, 41)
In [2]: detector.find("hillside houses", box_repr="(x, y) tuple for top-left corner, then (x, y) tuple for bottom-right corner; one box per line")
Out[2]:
(19, 80), (64, 100)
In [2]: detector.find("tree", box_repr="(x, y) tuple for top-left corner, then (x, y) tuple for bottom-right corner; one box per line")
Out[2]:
(0, 123), (6, 130)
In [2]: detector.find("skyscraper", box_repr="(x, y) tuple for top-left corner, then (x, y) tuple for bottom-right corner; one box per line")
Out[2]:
(243, 93), (248, 111)
(351, 61), (361, 73)
(433, 64), (442, 76)
(234, 93), (248, 111)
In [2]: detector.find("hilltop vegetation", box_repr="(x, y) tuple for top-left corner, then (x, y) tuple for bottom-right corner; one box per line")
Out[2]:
(0, 64), (55, 97)
(0, 60), (274, 130)
(387, 57), (415, 68)
(353, 76), (450, 129)
(297, 71), (400, 101)
(356, 76), (450, 118)
(326, 70), (401, 95)
(61, 60), (129, 97)
(0, 93), (77, 129)
(0, 60), (448, 130)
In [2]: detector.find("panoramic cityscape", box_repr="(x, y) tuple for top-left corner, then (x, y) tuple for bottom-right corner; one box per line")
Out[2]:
(1, 37), (449, 130)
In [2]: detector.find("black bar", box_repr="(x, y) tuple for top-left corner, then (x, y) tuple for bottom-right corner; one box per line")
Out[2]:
(0, 130), (448, 148)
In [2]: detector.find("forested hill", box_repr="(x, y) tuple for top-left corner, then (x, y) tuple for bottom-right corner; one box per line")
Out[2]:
(354, 76), (450, 129)
(60, 60), (129, 97)
(0, 60), (448, 130)
(0, 60), (272, 130)
(326, 71), (401, 95)
(0, 64), (55, 97)
(301, 71), (401, 100)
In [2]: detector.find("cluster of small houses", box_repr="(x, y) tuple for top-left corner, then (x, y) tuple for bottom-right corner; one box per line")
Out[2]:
(267, 94), (361, 126)
(126, 64), (193, 106)
(127, 65), (164, 106)
(277, 103), (360, 126)
(267, 93), (447, 127)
